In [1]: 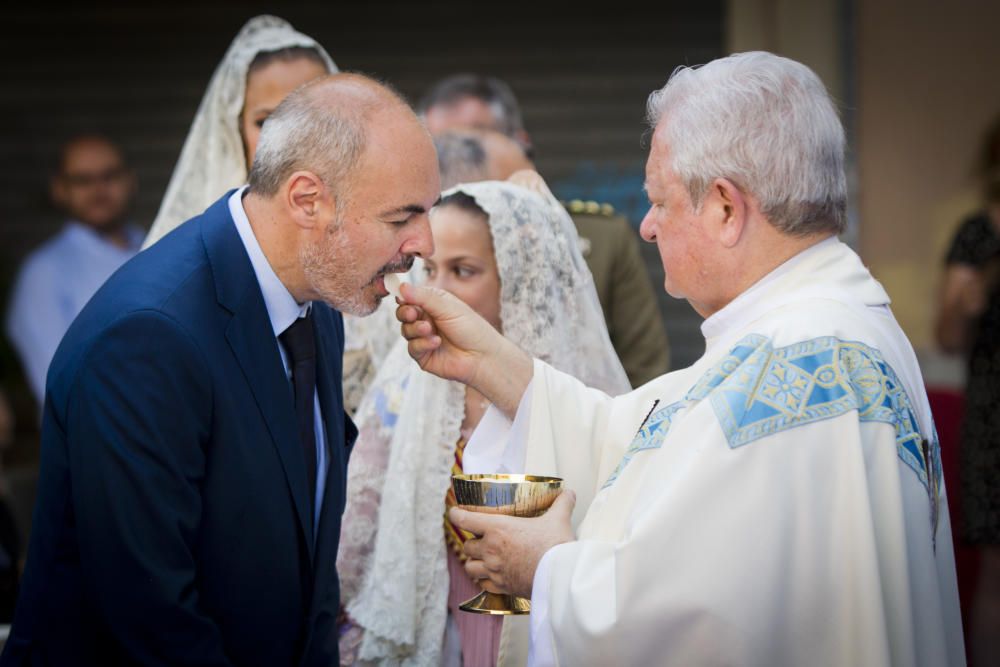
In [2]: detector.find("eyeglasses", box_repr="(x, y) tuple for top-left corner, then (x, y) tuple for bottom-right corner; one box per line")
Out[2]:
(60, 165), (128, 188)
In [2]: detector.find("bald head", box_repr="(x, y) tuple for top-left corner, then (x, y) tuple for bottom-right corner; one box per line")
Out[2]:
(300, 72), (410, 113)
(248, 72), (422, 199)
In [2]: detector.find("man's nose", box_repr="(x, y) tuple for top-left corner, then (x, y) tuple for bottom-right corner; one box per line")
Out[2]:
(401, 214), (435, 258)
(639, 209), (657, 243)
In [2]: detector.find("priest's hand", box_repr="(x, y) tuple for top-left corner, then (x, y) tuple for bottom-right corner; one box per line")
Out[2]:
(450, 489), (577, 599)
(396, 283), (533, 418)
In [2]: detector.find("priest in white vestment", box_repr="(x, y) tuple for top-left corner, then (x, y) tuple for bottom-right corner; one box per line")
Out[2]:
(395, 51), (966, 666)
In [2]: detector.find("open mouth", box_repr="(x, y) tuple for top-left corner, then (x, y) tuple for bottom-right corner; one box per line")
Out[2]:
(373, 272), (404, 298)
(371, 258), (414, 295)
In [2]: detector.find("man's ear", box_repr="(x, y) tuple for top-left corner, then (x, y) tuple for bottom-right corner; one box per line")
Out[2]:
(709, 177), (747, 248)
(284, 170), (331, 230)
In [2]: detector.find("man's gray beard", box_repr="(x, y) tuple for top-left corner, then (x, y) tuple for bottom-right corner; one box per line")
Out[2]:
(300, 226), (380, 317)
(334, 287), (382, 318)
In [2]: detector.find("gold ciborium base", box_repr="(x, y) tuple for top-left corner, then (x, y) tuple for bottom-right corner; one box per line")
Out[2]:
(458, 590), (532, 615)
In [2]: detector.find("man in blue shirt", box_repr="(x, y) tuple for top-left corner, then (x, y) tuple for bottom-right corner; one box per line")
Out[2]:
(5, 135), (143, 408)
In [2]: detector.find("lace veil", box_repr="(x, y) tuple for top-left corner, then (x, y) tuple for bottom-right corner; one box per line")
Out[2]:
(337, 181), (630, 665)
(142, 15), (337, 248)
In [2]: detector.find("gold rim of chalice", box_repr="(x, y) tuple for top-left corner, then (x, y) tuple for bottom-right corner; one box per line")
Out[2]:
(451, 473), (564, 615)
(452, 474), (562, 482)
(451, 473), (563, 518)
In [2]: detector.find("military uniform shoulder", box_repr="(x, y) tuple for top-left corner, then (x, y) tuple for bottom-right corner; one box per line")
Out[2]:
(562, 199), (618, 218)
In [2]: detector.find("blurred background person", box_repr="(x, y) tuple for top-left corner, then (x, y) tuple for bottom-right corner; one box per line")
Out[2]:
(421, 78), (671, 386)
(434, 130), (492, 187)
(337, 177), (629, 666)
(419, 74), (533, 157)
(935, 114), (1000, 667)
(434, 128), (536, 189)
(4, 134), (142, 410)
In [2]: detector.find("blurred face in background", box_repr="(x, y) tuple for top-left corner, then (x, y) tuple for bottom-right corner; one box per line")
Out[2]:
(423, 92), (533, 156)
(52, 137), (135, 232)
(424, 202), (502, 330)
(423, 96), (499, 136)
(240, 55), (328, 167)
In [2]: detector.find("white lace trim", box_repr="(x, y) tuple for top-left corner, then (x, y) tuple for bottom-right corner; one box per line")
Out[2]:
(143, 15), (337, 248)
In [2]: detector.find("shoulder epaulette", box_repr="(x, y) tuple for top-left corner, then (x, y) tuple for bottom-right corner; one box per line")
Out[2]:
(563, 199), (616, 217)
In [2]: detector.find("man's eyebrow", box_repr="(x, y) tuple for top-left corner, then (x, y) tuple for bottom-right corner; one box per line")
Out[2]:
(379, 204), (427, 218)
(380, 196), (442, 218)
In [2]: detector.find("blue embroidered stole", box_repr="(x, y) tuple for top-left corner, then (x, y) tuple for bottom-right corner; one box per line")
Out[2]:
(602, 335), (942, 534)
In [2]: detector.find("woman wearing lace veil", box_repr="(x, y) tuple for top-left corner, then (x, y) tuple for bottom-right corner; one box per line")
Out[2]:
(337, 177), (631, 666)
(143, 15), (336, 247)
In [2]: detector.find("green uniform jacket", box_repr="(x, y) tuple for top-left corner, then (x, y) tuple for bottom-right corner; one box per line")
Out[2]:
(567, 201), (670, 387)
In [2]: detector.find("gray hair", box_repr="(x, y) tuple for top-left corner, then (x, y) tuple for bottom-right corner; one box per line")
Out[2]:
(247, 79), (368, 200)
(417, 74), (525, 139)
(647, 51), (846, 235)
(434, 132), (489, 189)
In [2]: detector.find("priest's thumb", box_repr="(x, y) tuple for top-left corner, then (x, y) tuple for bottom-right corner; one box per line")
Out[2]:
(399, 283), (496, 352)
(548, 489), (577, 521)
(400, 283), (457, 315)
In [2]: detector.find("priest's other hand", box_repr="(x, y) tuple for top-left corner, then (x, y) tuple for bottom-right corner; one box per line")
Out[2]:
(450, 489), (577, 599)
(396, 283), (533, 418)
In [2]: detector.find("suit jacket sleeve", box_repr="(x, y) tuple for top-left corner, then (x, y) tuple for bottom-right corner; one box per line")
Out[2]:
(64, 310), (233, 666)
(607, 218), (670, 386)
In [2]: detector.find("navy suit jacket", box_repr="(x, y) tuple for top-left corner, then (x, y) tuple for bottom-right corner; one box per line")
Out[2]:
(1, 192), (357, 666)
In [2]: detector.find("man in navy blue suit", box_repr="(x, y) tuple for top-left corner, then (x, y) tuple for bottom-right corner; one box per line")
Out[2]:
(1, 73), (440, 666)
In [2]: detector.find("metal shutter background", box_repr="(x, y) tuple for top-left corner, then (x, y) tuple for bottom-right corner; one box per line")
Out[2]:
(0, 1), (721, 372)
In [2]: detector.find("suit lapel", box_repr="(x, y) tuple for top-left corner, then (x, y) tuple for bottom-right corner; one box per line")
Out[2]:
(202, 193), (315, 559)
(225, 307), (315, 558)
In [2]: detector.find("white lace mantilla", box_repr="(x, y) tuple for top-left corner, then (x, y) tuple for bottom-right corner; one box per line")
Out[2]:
(143, 15), (337, 248)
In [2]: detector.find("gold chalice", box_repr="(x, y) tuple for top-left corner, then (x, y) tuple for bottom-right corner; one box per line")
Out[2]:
(451, 473), (563, 615)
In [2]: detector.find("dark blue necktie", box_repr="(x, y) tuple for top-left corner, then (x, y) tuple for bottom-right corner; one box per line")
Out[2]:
(279, 313), (317, 509)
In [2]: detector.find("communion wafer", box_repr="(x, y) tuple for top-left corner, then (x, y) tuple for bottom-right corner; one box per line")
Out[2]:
(385, 273), (402, 299)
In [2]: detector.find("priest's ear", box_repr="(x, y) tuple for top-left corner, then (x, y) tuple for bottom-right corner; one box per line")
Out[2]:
(284, 170), (336, 231)
(708, 177), (748, 248)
